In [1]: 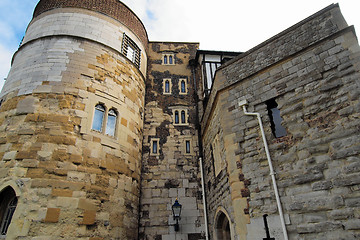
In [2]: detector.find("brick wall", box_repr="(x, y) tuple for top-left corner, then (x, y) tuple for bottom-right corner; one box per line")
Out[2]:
(32, 0), (148, 48)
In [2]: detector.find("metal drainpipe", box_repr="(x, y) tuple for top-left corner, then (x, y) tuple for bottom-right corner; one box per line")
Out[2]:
(199, 157), (209, 240)
(238, 99), (289, 240)
(189, 59), (209, 240)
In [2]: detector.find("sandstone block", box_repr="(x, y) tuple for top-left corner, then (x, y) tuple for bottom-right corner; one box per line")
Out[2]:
(44, 208), (61, 223)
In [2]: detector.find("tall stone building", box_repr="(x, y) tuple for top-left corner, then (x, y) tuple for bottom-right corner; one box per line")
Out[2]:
(0, 1), (359, 240)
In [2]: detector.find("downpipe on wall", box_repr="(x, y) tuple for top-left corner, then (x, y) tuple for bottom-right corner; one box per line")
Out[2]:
(238, 99), (289, 240)
(189, 59), (209, 240)
(199, 157), (209, 240)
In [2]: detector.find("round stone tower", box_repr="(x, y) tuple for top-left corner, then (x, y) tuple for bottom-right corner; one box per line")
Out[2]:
(0, 0), (147, 239)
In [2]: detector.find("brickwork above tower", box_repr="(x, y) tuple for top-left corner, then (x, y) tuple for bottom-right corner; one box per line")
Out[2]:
(33, 0), (148, 48)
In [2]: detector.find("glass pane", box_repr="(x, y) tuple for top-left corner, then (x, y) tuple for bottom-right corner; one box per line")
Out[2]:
(105, 111), (117, 136)
(169, 55), (173, 64)
(181, 81), (186, 93)
(164, 55), (167, 64)
(181, 111), (186, 123)
(175, 111), (179, 124)
(165, 81), (170, 93)
(127, 46), (135, 62)
(92, 106), (104, 132)
(211, 63), (217, 78)
(205, 63), (212, 90)
(152, 141), (158, 154)
(186, 141), (190, 153)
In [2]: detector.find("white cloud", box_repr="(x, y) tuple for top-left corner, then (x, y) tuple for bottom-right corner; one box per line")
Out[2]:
(122, 0), (360, 52)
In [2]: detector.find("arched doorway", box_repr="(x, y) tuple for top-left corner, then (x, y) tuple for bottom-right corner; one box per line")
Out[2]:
(0, 187), (17, 237)
(215, 211), (232, 240)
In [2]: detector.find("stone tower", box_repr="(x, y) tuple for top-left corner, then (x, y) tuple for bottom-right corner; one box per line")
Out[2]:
(0, 0), (147, 239)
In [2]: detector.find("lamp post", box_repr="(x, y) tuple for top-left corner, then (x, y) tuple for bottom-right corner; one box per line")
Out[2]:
(172, 199), (182, 232)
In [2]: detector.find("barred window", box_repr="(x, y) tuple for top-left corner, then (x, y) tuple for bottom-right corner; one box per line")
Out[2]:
(122, 33), (141, 68)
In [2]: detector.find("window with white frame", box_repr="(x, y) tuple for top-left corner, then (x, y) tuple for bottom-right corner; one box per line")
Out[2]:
(185, 139), (192, 154)
(179, 79), (188, 95)
(92, 104), (118, 137)
(162, 53), (175, 65)
(163, 78), (172, 95)
(122, 33), (141, 68)
(150, 138), (160, 155)
(171, 108), (188, 126)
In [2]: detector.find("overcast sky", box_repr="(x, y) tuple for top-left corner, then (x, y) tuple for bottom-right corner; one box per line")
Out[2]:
(0, 0), (359, 90)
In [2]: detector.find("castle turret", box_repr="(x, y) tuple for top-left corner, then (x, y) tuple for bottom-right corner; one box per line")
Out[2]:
(0, 0), (147, 239)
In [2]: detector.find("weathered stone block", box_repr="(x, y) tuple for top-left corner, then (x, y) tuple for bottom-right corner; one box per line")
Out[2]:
(44, 208), (61, 223)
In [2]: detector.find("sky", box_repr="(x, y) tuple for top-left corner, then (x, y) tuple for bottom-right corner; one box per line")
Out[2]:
(0, 0), (359, 90)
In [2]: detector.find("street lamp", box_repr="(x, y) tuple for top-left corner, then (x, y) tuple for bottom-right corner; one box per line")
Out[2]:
(172, 199), (182, 232)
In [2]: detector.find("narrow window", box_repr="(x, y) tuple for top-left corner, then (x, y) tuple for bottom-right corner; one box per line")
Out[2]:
(266, 99), (286, 138)
(181, 80), (186, 93)
(181, 110), (186, 124)
(165, 80), (170, 93)
(92, 104), (105, 132)
(105, 109), (117, 136)
(169, 55), (173, 64)
(164, 55), (168, 65)
(175, 111), (179, 124)
(185, 140), (191, 154)
(0, 187), (17, 237)
(152, 140), (159, 154)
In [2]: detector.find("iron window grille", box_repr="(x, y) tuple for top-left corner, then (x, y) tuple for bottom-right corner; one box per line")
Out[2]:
(122, 33), (141, 68)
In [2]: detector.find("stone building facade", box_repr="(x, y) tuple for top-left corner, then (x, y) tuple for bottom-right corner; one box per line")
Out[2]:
(0, 1), (359, 240)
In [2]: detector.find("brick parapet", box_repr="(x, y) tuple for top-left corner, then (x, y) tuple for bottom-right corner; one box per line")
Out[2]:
(33, 0), (148, 48)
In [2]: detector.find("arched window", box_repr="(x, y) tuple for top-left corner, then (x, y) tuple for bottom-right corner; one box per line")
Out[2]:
(215, 211), (232, 240)
(169, 55), (173, 64)
(0, 187), (17, 237)
(92, 104), (105, 132)
(163, 55), (168, 65)
(181, 110), (186, 123)
(181, 80), (186, 93)
(165, 80), (170, 93)
(105, 109), (117, 136)
(174, 111), (179, 124)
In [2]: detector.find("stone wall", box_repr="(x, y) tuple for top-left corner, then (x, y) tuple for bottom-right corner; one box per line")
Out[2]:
(0, 7), (146, 240)
(140, 42), (206, 240)
(201, 4), (360, 240)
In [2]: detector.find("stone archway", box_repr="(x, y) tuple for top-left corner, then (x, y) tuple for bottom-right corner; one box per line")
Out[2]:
(215, 210), (232, 240)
